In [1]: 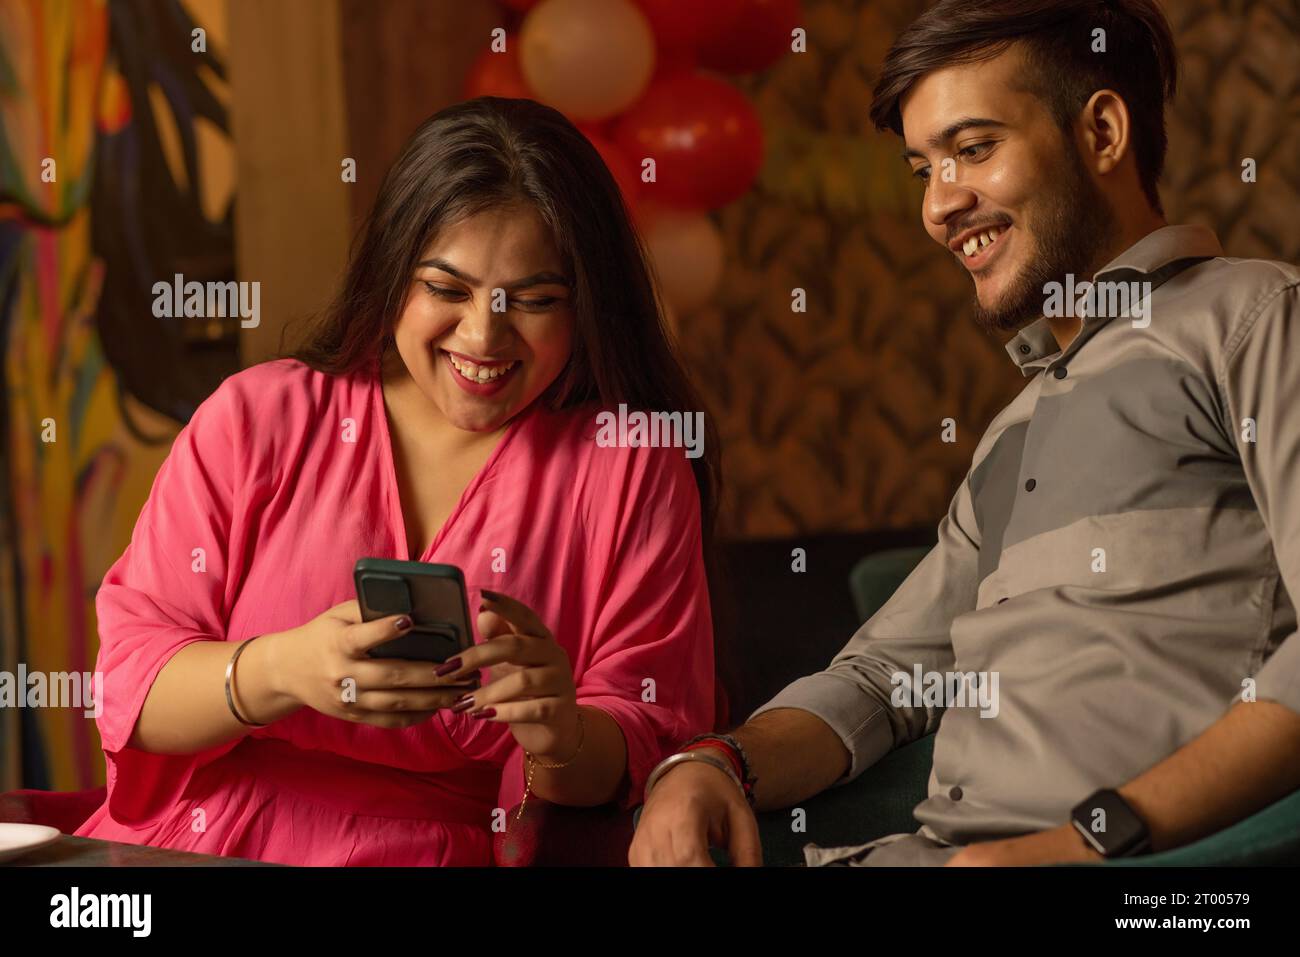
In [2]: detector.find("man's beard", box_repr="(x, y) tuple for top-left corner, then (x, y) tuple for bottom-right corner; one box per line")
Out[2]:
(971, 144), (1117, 335)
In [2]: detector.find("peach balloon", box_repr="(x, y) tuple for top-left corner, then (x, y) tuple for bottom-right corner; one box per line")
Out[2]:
(520, 0), (655, 121)
(644, 208), (725, 313)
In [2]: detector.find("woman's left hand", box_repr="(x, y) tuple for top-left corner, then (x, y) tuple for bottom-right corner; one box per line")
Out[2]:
(437, 589), (582, 762)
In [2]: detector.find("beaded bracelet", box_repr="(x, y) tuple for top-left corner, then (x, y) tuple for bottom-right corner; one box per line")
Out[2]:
(679, 732), (757, 806)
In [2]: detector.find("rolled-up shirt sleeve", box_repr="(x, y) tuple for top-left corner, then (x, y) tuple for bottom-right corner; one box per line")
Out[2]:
(570, 444), (715, 809)
(1221, 280), (1300, 713)
(462, 440), (715, 815)
(92, 380), (245, 826)
(748, 472), (981, 783)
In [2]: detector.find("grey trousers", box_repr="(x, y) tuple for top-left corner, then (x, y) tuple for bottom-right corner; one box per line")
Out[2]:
(802, 829), (963, 866)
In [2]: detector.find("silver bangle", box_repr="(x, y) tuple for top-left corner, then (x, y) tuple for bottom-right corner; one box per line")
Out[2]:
(224, 638), (269, 728)
(644, 750), (744, 800)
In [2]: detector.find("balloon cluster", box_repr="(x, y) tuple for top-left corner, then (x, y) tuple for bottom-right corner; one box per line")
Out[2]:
(465, 0), (800, 315)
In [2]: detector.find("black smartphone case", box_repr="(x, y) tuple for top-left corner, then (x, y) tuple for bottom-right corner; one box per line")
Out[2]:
(354, 559), (473, 664)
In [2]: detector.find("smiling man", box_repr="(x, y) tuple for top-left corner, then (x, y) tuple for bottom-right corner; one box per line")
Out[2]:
(630, 0), (1300, 867)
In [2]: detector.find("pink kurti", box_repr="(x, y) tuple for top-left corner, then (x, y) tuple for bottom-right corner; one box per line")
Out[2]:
(76, 358), (714, 865)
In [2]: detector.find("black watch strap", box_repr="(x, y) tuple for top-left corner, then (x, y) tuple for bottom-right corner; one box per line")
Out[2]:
(1070, 788), (1151, 858)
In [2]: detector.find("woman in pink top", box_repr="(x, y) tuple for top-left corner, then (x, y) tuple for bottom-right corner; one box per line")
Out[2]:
(75, 97), (720, 865)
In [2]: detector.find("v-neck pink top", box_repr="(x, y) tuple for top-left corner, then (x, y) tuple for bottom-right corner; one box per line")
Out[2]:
(75, 358), (715, 865)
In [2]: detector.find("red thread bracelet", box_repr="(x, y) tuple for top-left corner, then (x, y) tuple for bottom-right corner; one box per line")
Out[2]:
(680, 739), (743, 785)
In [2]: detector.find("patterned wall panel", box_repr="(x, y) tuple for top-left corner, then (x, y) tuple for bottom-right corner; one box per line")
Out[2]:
(681, 0), (1299, 539)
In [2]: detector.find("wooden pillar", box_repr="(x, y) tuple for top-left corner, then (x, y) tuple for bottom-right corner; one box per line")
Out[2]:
(337, 0), (501, 223)
(227, 0), (353, 364)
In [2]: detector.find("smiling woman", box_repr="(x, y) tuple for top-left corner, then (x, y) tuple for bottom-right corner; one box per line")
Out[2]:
(392, 204), (575, 433)
(74, 97), (722, 866)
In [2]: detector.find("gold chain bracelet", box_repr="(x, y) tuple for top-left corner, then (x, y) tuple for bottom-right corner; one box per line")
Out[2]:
(516, 709), (586, 823)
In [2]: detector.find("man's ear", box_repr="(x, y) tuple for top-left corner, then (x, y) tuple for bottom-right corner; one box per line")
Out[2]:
(1078, 89), (1132, 177)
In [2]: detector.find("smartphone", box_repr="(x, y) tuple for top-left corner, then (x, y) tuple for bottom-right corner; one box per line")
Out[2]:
(353, 559), (475, 678)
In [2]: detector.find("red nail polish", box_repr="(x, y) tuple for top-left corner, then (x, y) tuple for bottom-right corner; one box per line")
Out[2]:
(469, 707), (496, 720)
(434, 657), (461, 676)
(395, 616), (412, 631)
(450, 695), (474, 713)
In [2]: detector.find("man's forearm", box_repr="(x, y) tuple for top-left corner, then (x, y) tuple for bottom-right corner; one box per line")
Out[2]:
(1118, 699), (1300, 852)
(726, 708), (852, 810)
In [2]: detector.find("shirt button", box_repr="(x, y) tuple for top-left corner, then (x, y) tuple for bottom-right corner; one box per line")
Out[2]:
(1024, 478), (1036, 491)
(1053, 366), (1068, 379)
(1018, 344), (1031, 355)
(949, 786), (963, 801)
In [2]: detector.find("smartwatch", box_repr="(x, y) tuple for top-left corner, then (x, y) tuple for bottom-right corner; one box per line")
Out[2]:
(1070, 788), (1151, 858)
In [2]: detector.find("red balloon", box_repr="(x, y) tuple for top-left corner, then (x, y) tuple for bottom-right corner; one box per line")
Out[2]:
(698, 0), (801, 74)
(634, 0), (743, 50)
(464, 40), (533, 100)
(582, 131), (642, 213)
(612, 72), (763, 211)
(576, 119), (612, 139)
(651, 45), (698, 79)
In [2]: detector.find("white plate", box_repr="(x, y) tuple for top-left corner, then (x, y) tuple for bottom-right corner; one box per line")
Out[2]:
(0, 823), (62, 863)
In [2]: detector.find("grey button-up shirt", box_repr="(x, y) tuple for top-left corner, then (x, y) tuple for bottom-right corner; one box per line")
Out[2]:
(752, 225), (1300, 853)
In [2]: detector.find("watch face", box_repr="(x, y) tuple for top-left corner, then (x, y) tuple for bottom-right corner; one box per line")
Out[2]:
(1072, 790), (1148, 856)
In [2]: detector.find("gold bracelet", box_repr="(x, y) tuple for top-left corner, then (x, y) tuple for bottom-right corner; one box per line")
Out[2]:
(224, 638), (269, 728)
(516, 710), (586, 823)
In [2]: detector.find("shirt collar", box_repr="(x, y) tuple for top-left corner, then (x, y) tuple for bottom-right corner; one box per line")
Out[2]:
(1004, 225), (1224, 374)
(1093, 224), (1222, 278)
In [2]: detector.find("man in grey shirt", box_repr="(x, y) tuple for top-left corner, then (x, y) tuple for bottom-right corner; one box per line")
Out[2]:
(631, 0), (1300, 866)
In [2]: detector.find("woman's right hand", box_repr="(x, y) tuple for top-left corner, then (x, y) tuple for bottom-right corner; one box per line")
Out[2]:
(268, 600), (471, 728)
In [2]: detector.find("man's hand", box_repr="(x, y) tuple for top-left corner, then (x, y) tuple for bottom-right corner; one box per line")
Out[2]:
(628, 751), (763, 867)
(945, 823), (1103, 866)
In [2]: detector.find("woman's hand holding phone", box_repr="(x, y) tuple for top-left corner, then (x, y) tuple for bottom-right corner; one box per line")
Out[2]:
(435, 590), (583, 762)
(272, 600), (472, 728)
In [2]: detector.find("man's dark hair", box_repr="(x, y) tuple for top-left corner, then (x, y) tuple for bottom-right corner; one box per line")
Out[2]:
(869, 0), (1179, 213)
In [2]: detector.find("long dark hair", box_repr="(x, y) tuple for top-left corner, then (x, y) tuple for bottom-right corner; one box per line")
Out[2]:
(288, 97), (727, 713)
